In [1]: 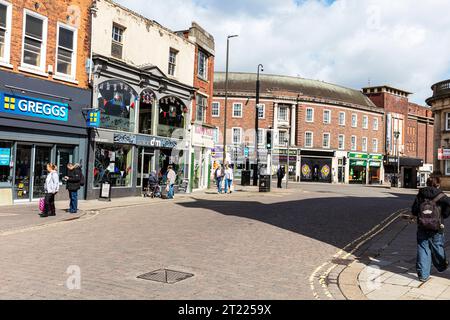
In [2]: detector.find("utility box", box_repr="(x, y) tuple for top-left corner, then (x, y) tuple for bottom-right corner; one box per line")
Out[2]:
(241, 170), (251, 186)
(259, 175), (271, 192)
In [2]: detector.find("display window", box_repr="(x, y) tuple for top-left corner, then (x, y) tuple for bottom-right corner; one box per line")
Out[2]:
(158, 96), (188, 138)
(94, 143), (133, 187)
(0, 141), (13, 187)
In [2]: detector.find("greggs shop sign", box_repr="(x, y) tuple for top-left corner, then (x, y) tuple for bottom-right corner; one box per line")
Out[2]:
(0, 93), (69, 122)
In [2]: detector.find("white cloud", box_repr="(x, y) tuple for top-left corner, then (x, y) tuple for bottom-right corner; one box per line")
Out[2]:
(115, 0), (450, 104)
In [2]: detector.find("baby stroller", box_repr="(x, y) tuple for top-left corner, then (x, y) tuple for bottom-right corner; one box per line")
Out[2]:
(143, 182), (161, 198)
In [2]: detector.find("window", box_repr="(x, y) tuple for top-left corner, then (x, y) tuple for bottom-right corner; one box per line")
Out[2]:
(362, 137), (368, 152)
(372, 139), (378, 153)
(338, 135), (345, 150)
(351, 136), (357, 151)
(306, 108), (314, 122)
(278, 106), (288, 122)
(111, 24), (124, 59)
(373, 118), (379, 131)
(22, 10), (47, 69)
(442, 158), (450, 177)
(233, 103), (242, 118)
(257, 129), (265, 145)
(56, 23), (77, 78)
(323, 133), (330, 148)
(94, 143), (133, 188)
(198, 50), (208, 79)
(323, 110), (331, 124)
(362, 116), (368, 129)
(352, 114), (358, 128)
(339, 112), (346, 126)
(446, 113), (450, 131)
(196, 94), (207, 122)
(279, 130), (287, 146)
(258, 104), (265, 119)
(0, 1), (12, 64)
(168, 48), (177, 76)
(305, 132), (313, 148)
(232, 128), (242, 144)
(211, 102), (220, 117)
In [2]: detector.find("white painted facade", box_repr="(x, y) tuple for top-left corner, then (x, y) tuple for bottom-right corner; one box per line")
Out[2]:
(92, 0), (195, 87)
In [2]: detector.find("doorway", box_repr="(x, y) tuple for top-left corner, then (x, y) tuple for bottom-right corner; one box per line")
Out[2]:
(138, 149), (154, 192)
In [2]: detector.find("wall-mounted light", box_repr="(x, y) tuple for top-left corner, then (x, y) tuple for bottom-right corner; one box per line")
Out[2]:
(34, 2), (40, 10)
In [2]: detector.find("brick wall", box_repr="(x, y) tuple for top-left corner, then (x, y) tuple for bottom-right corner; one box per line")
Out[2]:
(191, 45), (214, 125)
(3, 0), (92, 89)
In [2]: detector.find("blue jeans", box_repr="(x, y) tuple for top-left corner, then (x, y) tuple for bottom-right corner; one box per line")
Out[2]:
(224, 179), (233, 193)
(216, 177), (222, 193)
(416, 229), (448, 280)
(69, 191), (78, 213)
(167, 184), (174, 199)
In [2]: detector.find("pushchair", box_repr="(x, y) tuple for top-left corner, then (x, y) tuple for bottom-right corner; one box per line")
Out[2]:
(143, 183), (161, 198)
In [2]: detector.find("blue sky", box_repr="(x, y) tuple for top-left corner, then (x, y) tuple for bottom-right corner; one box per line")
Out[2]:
(116, 0), (450, 104)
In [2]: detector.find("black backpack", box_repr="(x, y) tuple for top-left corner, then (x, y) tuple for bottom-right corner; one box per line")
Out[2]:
(418, 193), (446, 231)
(79, 168), (85, 187)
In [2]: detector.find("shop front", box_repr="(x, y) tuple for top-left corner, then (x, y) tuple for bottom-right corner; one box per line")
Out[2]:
(191, 124), (214, 191)
(384, 156), (424, 188)
(299, 150), (334, 183)
(0, 71), (89, 206)
(348, 153), (368, 184)
(272, 148), (298, 181)
(368, 154), (384, 185)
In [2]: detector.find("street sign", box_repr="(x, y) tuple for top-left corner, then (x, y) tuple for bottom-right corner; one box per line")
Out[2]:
(438, 148), (450, 160)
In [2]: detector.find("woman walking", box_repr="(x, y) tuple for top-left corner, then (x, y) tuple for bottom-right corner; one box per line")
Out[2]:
(40, 163), (59, 218)
(224, 164), (234, 194)
(65, 163), (82, 214)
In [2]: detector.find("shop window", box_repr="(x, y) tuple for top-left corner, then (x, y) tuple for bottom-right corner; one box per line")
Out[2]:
(0, 1), (12, 64)
(158, 96), (187, 138)
(98, 80), (138, 133)
(56, 23), (77, 78)
(212, 102), (220, 117)
(233, 103), (242, 118)
(139, 89), (156, 135)
(168, 48), (177, 76)
(56, 147), (75, 182)
(198, 50), (208, 79)
(94, 143), (133, 188)
(22, 10), (47, 70)
(0, 141), (12, 187)
(111, 24), (124, 59)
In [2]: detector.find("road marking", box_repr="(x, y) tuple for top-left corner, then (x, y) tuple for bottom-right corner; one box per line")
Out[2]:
(309, 208), (408, 300)
(0, 213), (19, 217)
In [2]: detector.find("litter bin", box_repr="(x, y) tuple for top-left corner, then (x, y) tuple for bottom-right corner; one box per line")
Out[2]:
(259, 175), (271, 192)
(241, 170), (251, 186)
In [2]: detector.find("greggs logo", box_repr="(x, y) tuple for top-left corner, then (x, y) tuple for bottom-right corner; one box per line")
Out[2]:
(1, 93), (69, 122)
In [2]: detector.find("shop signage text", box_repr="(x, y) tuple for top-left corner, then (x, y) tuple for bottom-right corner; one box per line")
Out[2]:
(438, 148), (450, 160)
(0, 148), (10, 166)
(112, 133), (178, 149)
(348, 153), (369, 159)
(1, 93), (69, 122)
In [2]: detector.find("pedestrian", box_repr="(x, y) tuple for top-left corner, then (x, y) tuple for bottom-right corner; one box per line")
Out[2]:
(64, 163), (82, 214)
(166, 165), (176, 199)
(214, 163), (224, 194)
(40, 163), (59, 218)
(277, 166), (285, 188)
(411, 176), (450, 282)
(224, 164), (234, 194)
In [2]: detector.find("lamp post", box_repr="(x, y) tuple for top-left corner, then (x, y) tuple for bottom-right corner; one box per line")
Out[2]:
(394, 131), (400, 188)
(253, 64), (264, 186)
(284, 136), (290, 189)
(222, 35), (238, 168)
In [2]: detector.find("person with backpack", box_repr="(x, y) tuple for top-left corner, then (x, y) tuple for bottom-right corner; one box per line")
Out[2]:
(412, 176), (450, 282)
(64, 163), (83, 214)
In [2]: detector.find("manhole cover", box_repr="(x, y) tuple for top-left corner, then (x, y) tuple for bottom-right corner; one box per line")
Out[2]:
(137, 269), (194, 284)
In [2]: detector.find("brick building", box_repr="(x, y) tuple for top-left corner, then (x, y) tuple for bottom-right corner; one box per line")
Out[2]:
(179, 22), (215, 191)
(0, 0), (92, 205)
(212, 72), (385, 185)
(363, 86), (434, 188)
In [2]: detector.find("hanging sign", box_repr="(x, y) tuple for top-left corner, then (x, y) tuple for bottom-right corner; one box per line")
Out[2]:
(0, 148), (10, 166)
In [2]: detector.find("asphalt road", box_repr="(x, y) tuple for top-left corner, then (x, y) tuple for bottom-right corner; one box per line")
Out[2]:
(0, 183), (416, 299)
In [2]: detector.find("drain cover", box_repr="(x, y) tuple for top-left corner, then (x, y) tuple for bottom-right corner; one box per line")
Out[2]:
(137, 269), (194, 284)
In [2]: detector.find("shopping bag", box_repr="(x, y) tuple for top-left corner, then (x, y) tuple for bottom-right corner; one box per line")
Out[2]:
(38, 198), (45, 213)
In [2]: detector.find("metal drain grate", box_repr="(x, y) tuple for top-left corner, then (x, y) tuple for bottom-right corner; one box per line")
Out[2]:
(137, 269), (194, 284)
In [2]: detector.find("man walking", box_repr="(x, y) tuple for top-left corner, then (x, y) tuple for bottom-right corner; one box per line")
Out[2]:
(166, 165), (176, 199)
(277, 166), (285, 189)
(412, 176), (450, 282)
(65, 163), (82, 214)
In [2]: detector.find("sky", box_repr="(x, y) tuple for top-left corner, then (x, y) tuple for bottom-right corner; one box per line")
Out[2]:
(116, 0), (450, 104)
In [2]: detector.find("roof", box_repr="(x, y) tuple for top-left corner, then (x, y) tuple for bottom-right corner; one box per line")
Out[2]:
(214, 72), (377, 109)
(362, 85), (412, 96)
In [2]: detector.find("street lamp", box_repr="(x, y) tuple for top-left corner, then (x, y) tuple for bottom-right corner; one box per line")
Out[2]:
(222, 35), (238, 168)
(253, 63), (264, 186)
(394, 131), (400, 188)
(284, 136), (290, 189)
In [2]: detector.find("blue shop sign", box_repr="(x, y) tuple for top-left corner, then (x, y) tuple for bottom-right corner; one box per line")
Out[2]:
(86, 109), (100, 128)
(0, 148), (10, 166)
(0, 92), (69, 122)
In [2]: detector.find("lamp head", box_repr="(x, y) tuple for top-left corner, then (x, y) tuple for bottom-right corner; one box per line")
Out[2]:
(228, 34), (239, 39)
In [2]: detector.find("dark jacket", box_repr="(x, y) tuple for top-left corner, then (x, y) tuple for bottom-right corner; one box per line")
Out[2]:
(66, 166), (82, 192)
(149, 172), (158, 186)
(277, 167), (285, 179)
(412, 187), (450, 220)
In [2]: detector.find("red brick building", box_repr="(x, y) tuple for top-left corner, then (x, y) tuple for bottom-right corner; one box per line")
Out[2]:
(179, 22), (215, 190)
(0, 0), (92, 205)
(212, 72), (385, 185)
(363, 86), (434, 188)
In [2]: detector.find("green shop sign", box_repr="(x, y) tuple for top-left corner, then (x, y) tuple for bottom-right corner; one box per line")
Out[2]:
(350, 159), (367, 167)
(369, 154), (383, 160)
(369, 161), (382, 167)
(348, 153), (369, 159)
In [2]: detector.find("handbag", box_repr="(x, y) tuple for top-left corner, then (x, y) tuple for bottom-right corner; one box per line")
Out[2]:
(38, 198), (45, 213)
